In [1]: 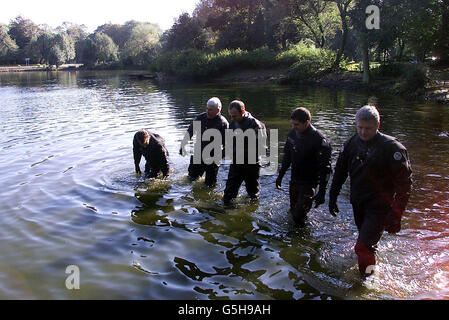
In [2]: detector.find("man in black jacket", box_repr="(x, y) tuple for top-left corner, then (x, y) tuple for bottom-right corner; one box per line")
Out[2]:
(329, 105), (412, 277)
(180, 97), (229, 187)
(276, 107), (332, 227)
(223, 100), (266, 205)
(133, 129), (169, 178)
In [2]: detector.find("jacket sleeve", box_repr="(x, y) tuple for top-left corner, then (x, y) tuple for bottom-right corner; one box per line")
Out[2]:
(160, 146), (170, 176)
(389, 142), (412, 214)
(133, 135), (142, 171)
(278, 136), (292, 178)
(329, 144), (349, 201)
(316, 137), (333, 192)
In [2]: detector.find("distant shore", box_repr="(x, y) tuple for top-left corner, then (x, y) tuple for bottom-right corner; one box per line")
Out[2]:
(0, 64), (83, 72)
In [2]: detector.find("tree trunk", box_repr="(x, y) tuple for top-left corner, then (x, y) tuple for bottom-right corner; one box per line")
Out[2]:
(332, 1), (351, 70)
(362, 38), (370, 84)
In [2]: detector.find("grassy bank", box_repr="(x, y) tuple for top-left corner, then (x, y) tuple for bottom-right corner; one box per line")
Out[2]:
(150, 43), (335, 82)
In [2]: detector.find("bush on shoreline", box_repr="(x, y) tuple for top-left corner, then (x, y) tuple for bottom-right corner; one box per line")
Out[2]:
(150, 43), (336, 81)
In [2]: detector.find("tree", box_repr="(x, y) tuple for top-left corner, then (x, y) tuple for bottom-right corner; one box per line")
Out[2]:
(0, 24), (18, 64)
(287, 0), (340, 49)
(82, 33), (119, 67)
(121, 23), (162, 66)
(8, 16), (41, 49)
(328, 0), (353, 69)
(162, 13), (211, 51)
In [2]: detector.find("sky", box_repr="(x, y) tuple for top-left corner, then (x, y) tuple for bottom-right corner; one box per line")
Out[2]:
(0, 0), (199, 31)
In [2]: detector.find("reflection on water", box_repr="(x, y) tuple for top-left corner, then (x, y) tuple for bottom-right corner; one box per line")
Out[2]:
(0, 71), (448, 299)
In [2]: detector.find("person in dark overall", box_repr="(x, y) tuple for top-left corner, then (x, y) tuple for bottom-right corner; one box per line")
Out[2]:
(329, 105), (412, 277)
(133, 129), (170, 178)
(275, 107), (332, 227)
(180, 97), (229, 187)
(223, 100), (266, 205)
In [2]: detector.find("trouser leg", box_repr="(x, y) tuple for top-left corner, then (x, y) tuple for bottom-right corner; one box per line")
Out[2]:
(204, 164), (219, 187)
(289, 182), (315, 227)
(244, 164), (260, 200)
(352, 201), (388, 277)
(223, 165), (244, 204)
(188, 156), (205, 181)
(145, 165), (160, 178)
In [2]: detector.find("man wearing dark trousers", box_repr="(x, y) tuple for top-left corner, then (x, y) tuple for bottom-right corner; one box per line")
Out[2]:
(180, 97), (229, 187)
(329, 105), (412, 278)
(133, 129), (169, 178)
(276, 107), (332, 227)
(223, 100), (266, 205)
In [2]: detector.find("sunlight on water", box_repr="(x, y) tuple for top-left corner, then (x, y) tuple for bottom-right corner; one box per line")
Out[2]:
(0, 71), (448, 299)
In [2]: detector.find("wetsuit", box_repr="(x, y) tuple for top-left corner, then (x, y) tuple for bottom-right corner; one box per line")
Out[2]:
(278, 125), (332, 226)
(185, 112), (229, 187)
(223, 112), (266, 204)
(329, 131), (412, 276)
(133, 130), (170, 178)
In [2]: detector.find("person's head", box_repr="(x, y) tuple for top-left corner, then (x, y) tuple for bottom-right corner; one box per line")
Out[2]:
(206, 97), (222, 119)
(228, 100), (245, 123)
(355, 105), (380, 141)
(136, 130), (150, 147)
(290, 107), (311, 133)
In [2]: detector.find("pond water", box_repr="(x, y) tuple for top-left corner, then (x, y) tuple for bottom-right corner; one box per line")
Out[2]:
(0, 71), (448, 299)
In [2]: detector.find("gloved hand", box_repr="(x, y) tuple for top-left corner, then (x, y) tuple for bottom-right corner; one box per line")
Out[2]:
(328, 197), (339, 217)
(314, 189), (325, 208)
(179, 147), (184, 156)
(135, 166), (142, 175)
(275, 175), (283, 189)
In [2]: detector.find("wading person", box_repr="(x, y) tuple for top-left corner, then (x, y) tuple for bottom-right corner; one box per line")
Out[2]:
(276, 107), (332, 227)
(223, 100), (266, 205)
(329, 105), (412, 278)
(133, 129), (170, 178)
(180, 97), (229, 187)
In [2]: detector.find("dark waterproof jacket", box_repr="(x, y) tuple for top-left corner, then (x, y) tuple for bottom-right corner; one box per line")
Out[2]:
(329, 132), (412, 211)
(187, 112), (229, 159)
(278, 125), (332, 190)
(227, 112), (266, 165)
(133, 130), (169, 175)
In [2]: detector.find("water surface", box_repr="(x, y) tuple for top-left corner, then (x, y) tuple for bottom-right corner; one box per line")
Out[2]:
(0, 71), (448, 299)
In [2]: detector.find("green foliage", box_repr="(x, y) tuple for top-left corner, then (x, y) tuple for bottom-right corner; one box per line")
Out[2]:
(8, 16), (41, 49)
(162, 13), (212, 51)
(121, 23), (162, 66)
(284, 42), (336, 81)
(81, 33), (119, 67)
(392, 64), (428, 95)
(0, 24), (18, 64)
(151, 43), (335, 80)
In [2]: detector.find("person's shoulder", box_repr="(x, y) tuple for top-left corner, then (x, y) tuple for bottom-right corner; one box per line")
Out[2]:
(379, 132), (407, 151)
(219, 114), (229, 124)
(247, 113), (265, 129)
(196, 113), (207, 121)
(151, 132), (166, 144)
(341, 134), (357, 151)
(312, 126), (330, 144)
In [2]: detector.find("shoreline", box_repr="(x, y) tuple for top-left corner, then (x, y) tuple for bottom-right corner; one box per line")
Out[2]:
(156, 67), (449, 105)
(2, 65), (447, 105)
